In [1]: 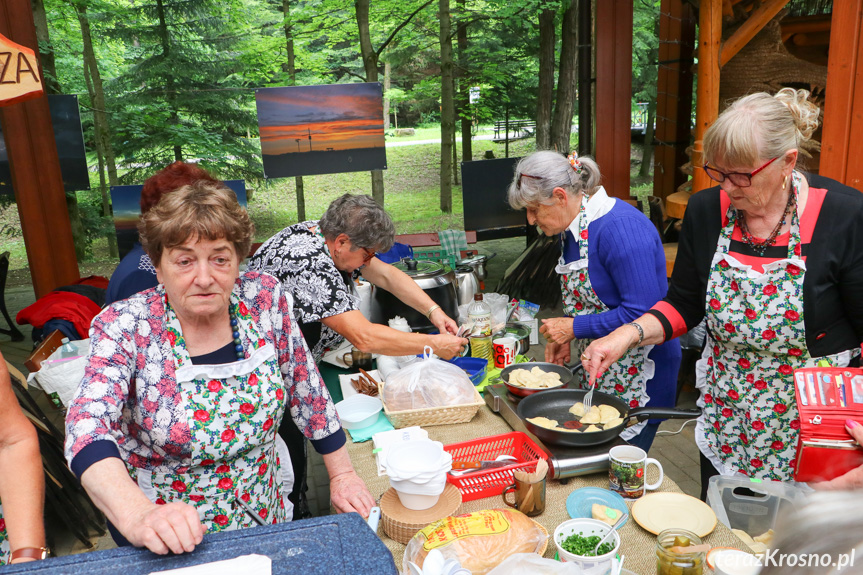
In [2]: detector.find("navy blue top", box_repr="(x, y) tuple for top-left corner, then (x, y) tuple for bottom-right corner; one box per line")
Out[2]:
(105, 243), (158, 305)
(563, 199), (681, 410)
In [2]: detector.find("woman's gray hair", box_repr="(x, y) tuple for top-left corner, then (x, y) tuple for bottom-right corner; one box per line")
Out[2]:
(319, 193), (396, 252)
(703, 87), (821, 169)
(759, 490), (863, 575)
(507, 151), (602, 210)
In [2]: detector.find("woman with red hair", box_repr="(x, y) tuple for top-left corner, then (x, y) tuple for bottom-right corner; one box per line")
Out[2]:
(106, 162), (219, 305)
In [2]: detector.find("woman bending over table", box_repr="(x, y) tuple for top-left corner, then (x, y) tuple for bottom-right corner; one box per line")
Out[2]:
(508, 150), (681, 452)
(65, 181), (373, 555)
(582, 88), (863, 495)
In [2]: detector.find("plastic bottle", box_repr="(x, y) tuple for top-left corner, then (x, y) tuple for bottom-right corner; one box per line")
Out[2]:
(59, 337), (77, 359)
(467, 294), (493, 362)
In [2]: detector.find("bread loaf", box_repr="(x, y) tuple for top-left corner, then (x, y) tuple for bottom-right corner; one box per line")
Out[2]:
(403, 508), (547, 575)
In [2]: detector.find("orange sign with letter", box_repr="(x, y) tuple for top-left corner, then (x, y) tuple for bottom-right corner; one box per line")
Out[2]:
(0, 32), (43, 107)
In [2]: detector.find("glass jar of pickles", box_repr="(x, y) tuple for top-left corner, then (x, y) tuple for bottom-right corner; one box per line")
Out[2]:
(656, 528), (705, 575)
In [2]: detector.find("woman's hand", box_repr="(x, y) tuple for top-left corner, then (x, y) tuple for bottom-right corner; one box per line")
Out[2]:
(329, 470), (376, 518)
(582, 328), (637, 386)
(540, 317), (576, 345)
(812, 420), (863, 490)
(118, 500), (205, 555)
(545, 341), (571, 366)
(431, 334), (469, 360)
(430, 308), (459, 335)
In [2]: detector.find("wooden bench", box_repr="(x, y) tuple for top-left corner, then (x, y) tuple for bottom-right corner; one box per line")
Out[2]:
(493, 119), (536, 141)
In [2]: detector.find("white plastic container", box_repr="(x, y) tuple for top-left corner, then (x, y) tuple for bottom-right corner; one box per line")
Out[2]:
(712, 549), (763, 575)
(385, 440), (452, 510)
(335, 395), (382, 430)
(553, 518), (621, 575)
(706, 475), (807, 541)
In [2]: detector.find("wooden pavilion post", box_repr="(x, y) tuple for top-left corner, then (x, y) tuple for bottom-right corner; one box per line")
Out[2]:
(0, 0), (78, 298)
(594, 0), (632, 199)
(652, 0), (696, 202)
(820, 0), (863, 190)
(690, 0), (723, 197)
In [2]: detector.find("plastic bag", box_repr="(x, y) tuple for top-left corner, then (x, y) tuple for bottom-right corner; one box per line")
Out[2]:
(486, 554), (583, 575)
(382, 347), (475, 411)
(403, 509), (548, 575)
(457, 292), (509, 327)
(28, 338), (90, 408)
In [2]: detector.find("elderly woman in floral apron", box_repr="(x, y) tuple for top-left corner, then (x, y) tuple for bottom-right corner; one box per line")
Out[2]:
(507, 151), (681, 452)
(0, 353), (46, 565)
(65, 181), (374, 555)
(582, 88), (863, 498)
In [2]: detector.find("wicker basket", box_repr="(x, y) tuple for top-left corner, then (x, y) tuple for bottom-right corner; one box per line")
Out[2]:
(379, 383), (484, 428)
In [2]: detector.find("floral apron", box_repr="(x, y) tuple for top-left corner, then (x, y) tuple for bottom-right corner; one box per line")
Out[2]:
(558, 193), (653, 441)
(696, 173), (852, 481)
(0, 501), (8, 565)
(131, 296), (293, 532)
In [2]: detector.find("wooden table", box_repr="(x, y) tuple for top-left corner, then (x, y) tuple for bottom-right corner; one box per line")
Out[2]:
(347, 405), (745, 575)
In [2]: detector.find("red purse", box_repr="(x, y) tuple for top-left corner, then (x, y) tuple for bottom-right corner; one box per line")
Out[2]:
(793, 366), (863, 482)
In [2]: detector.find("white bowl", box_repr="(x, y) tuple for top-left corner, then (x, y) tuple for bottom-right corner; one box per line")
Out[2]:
(385, 440), (452, 479)
(389, 472), (447, 495)
(394, 489), (444, 511)
(554, 518), (621, 574)
(335, 395), (382, 430)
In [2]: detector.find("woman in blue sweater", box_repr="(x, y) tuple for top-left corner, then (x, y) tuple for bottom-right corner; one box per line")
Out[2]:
(508, 151), (681, 451)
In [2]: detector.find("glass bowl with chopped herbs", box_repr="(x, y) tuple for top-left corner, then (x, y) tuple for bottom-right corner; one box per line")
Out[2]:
(554, 518), (621, 570)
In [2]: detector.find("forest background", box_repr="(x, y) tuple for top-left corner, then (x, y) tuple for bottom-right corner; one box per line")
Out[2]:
(1, 0), (664, 284)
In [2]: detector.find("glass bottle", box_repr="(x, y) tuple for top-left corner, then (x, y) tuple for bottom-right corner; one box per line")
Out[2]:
(468, 294), (492, 362)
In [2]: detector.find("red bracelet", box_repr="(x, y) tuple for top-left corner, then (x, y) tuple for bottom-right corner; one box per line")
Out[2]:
(10, 547), (49, 562)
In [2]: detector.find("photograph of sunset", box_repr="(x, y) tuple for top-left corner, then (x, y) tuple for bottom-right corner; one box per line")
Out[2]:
(255, 83), (387, 178)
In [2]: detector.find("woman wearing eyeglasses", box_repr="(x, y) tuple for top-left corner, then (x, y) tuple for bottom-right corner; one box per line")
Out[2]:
(508, 151), (681, 453)
(249, 193), (467, 516)
(580, 88), (863, 494)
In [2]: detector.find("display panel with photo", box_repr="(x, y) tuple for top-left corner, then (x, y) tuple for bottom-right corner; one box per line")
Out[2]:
(256, 83), (386, 178)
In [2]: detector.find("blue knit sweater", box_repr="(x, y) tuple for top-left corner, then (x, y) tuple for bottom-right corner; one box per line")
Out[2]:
(563, 199), (681, 409)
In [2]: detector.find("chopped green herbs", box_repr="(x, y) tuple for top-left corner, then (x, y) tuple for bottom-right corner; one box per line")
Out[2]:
(561, 533), (614, 557)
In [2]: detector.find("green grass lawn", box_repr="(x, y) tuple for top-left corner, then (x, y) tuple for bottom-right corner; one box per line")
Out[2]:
(385, 125), (494, 142)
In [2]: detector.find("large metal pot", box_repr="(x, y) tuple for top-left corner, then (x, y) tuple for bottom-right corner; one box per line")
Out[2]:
(455, 265), (480, 306)
(369, 259), (459, 331)
(494, 323), (531, 355)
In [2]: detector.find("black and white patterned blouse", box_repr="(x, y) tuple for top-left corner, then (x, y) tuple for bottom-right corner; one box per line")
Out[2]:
(248, 221), (360, 362)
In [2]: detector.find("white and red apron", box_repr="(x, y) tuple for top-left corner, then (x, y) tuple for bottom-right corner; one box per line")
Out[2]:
(559, 187), (654, 441)
(129, 297), (293, 532)
(696, 172), (854, 481)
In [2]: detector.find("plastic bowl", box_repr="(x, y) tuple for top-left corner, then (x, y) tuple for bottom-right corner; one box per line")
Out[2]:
(449, 357), (488, 386)
(335, 395), (382, 430)
(554, 518), (621, 571)
(386, 441), (452, 480)
(394, 489), (443, 511)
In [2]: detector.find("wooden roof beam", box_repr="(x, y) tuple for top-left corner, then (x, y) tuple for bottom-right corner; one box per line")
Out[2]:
(720, 0), (791, 68)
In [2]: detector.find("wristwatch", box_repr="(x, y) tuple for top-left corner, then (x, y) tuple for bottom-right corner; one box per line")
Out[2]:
(10, 547), (49, 562)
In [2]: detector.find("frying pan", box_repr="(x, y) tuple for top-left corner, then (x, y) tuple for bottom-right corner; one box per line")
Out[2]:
(516, 388), (700, 447)
(499, 362), (571, 397)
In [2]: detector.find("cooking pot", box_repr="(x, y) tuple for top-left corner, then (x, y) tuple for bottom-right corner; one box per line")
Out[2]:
(369, 259), (459, 331)
(455, 265), (480, 306)
(457, 253), (496, 282)
(494, 323), (530, 355)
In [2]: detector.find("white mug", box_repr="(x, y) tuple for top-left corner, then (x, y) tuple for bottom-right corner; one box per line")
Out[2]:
(608, 445), (663, 499)
(492, 337), (517, 368)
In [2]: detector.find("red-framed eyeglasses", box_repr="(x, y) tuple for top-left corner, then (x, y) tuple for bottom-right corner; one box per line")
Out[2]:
(702, 157), (779, 188)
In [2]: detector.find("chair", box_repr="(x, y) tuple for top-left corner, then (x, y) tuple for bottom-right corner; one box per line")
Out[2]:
(0, 251), (24, 341)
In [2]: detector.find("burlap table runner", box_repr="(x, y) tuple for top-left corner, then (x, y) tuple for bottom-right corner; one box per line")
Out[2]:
(347, 407), (745, 574)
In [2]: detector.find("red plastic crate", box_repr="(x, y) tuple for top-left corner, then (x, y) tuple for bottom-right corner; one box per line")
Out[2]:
(443, 431), (548, 502)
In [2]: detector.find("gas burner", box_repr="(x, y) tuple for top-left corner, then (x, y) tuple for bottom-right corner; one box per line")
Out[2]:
(484, 383), (626, 480)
